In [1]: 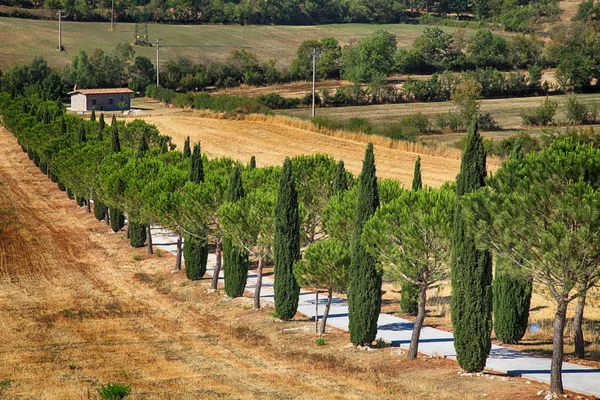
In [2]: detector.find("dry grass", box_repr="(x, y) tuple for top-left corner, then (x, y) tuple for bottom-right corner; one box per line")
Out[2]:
(128, 99), (500, 188)
(0, 126), (550, 399)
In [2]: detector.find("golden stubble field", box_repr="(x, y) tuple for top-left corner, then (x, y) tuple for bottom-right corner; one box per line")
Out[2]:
(0, 126), (552, 399)
(133, 103), (478, 189)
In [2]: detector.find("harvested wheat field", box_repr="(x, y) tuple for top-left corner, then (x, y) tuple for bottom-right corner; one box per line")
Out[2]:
(137, 108), (497, 189)
(0, 125), (550, 399)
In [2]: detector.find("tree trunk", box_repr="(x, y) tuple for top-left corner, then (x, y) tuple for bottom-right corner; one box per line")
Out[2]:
(253, 258), (264, 310)
(320, 288), (333, 336)
(574, 292), (587, 359)
(408, 285), (428, 360)
(147, 224), (153, 255)
(105, 208), (110, 225)
(211, 239), (222, 290)
(551, 301), (568, 394)
(315, 291), (319, 334)
(86, 199), (91, 213)
(175, 233), (182, 271)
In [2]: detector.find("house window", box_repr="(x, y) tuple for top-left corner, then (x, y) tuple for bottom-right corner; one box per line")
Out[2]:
(109, 98), (113, 105)
(91, 99), (96, 106)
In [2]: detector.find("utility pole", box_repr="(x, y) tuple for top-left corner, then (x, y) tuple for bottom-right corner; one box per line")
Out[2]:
(110, 0), (115, 31)
(57, 10), (64, 51)
(156, 39), (162, 86)
(310, 48), (317, 118)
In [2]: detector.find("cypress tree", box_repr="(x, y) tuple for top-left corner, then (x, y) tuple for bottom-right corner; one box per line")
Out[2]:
(90, 109), (96, 122)
(401, 156), (423, 316)
(189, 142), (204, 183)
(273, 157), (301, 320)
(66, 187), (74, 200)
(223, 165), (249, 298)
(93, 194), (107, 222)
(333, 160), (347, 192)
(130, 221), (147, 248)
(185, 142), (208, 280)
(183, 136), (191, 158)
(348, 142), (381, 346)
(249, 155), (256, 170)
(98, 113), (105, 141)
(450, 121), (493, 372)
(59, 116), (66, 136)
(412, 156), (422, 190)
(493, 258), (532, 344)
(78, 120), (87, 143)
(160, 139), (168, 153)
(76, 196), (85, 207)
(184, 234), (208, 280)
(109, 208), (125, 232)
(111, 115), (120, 153)
(492, 140), (531, 344)
(137, 134), (149, 158)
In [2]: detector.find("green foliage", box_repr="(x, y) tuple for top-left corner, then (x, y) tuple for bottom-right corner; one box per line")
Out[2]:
(189, 142), (204, 183)
(111, 115), (120, 153)
(98, 113), (105, 141)
(493, 258), (532, 344)
(184, 234), (208, 280)
(93, 195), (107, 221)
(450, 121), (492, 373)
(342, 31), (397, 84)
(565, 96), (592, 125)
(249, 156), (256, 170)
(464, 135), (600, 392)
(274, 158), (301, 320)
(183, 136), (191, 158)
(223, 166), (249, 298)
(333, 160), (348, 193)
(294, 237), (350, 293)
(521, 97), (558, 126)
(129, 222), (147, 248)
(97, 382), (132, 400)
(323, 186), (357, 244)
(109, 208), (125, 232)
(316, 336), (326, 346)
(348, 143), (381, 346)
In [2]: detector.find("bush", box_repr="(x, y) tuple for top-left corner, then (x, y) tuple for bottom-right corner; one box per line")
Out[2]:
(184, 234), (208, 280)
(565, 96), (591, 125)
(478, 112), (500, 131)
(521, 97), (558, 126)
(97, 382), (131, 399)
(109, 208), (125, 233)
(256, 93), (300, 109)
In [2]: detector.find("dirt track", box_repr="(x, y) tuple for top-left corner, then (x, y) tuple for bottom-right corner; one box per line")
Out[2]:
(141, 113), (463, 188)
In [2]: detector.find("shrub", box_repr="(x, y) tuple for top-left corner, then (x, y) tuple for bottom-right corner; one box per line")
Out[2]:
(97, 382), (132, 400)
(521, 97), (558, 126)
(400, 113), (430, 135)
(478, 113), (500, 131)
(316, 336), (325, 346)
(257, 93), (300, 109)
(565, 97), (591, 125)
(347, 118), (372, 133)
(129, 222), (147, 248)
(184, 234), (208, 280)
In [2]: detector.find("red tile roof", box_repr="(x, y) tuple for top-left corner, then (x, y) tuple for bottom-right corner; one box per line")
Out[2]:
(68, 88), (134, 96)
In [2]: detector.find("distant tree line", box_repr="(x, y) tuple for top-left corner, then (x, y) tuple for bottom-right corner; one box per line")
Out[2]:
(0, 0), (561, 30)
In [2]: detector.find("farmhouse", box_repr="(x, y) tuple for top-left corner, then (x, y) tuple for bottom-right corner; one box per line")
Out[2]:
(68, 88), (134, 112)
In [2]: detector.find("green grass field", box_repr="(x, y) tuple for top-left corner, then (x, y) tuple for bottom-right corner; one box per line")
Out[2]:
(0, 17), (470, 71)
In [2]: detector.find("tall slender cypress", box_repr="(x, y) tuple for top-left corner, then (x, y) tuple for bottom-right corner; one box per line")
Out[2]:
(90, 109), (96, 122)
(450, 121), (493, 372)
(492, 140), (531, 344)
(98, 113), (105, 141)
(185, 141), (208, 280)
(189, 142), (204, 183)
(137, 134), (149, 158)
(333, 160), (347, 193)
(249, 155), (256, 170)
(273, 158), (301, 320)
(184, 234), (208, 280)
(183, 136), (191, 158)
(348, 143), (381, 346)
(401, 156), (423, 316)
(130, 221), (147, 248)
(160, 139), (168, 153)
(111, 115), (120, 153)
(223, 165), (250, 297)
(109, 208), (125, 232)
(93, 193), (107, 222)
(78, 120), (87, 143)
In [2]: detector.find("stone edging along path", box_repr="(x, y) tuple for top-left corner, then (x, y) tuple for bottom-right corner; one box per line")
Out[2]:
(149, 226), (600, 398)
